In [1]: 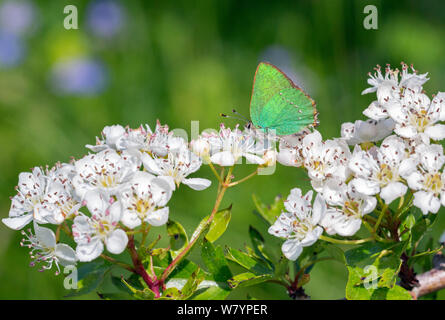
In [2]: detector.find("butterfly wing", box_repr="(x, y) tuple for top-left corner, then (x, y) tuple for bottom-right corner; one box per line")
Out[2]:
(249, 62), (318, 135)
(258, 88), (318, 135)
(250, 62), (294, 127)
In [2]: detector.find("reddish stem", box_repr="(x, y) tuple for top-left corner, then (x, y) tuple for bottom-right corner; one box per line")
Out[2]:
(127, 235), (161, 298)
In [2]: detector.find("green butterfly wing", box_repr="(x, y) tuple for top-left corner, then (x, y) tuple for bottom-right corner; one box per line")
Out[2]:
(249, 62), (318, 135)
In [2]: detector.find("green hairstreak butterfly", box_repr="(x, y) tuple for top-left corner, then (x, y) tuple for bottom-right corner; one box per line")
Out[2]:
(249, 62), (319, 136)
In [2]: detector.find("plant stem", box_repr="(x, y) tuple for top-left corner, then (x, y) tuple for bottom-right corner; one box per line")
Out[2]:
(228, 168), (258, 187)
(208, 161), (224, 184)
(127, 235), (161, 298)
(374, 203), (388, 233)
(160, 166), (234, 283)
(319, 235), (374, 245)
(141, 223), (151, 246)
(100, 254), (135, 272)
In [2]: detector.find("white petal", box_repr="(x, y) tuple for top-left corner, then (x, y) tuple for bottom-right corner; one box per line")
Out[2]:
(425, 124), (445, 141)
(55, 243), (78, 266)
(413, 191), (440, 215)
(76, 238), (104, 262)
(281, 239), (303, 261)
(380, 182), (407, 204)
(106, 229), (128, 254)
(145, 207), (169, 226)
(311, 194), (326, 225)
(34, 223), (56, 248)
(300, 226), (323, 246)
(210, 151), (235, 166)
(350, 178), (380, 196)
(399, 158), (418, 178)
(406, 171), (424, 190)
(394, 124), (417, 139)
(141, 153), (162, 175)
(2, 213), (33, 230)
(84, 190), (107, 215)
(335, 218), (362, 237)
(121, 211), (142, 229)
(243, 153), (265, 165)
(182, 178), (211, 190)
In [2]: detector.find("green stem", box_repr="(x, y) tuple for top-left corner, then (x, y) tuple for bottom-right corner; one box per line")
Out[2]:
(319, 235), (374, 245)
(374, 203), (388, 233)
(100, 254), (135, 272)
(228, 168), (258, 187)
(160, 166), (234, 283)
(208, 161), (224, 184)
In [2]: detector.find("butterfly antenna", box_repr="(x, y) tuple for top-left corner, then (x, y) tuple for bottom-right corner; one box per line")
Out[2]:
(220, 113), (246, 122)
(232, 109), (250, 123)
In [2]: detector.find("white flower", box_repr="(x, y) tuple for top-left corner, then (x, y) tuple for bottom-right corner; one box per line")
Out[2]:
(349, 135), (412, 204)
(340, 119), (395, 145)
(20, 223), (77, 274)
(386, 90), (445, 143)
(86, 124), (127, 152)
(203, 124), (266, 167)
(119, 171), (172, 228)
(141, 142), (211, 191)
(402, 144), (445, 215)
(362, 63), (429, 120)
(86, 121), (184, 159)
(268, 188), (325, 261)
(301, 130), (351, 192)
(73, 149), (138, 200)
(72, 191), (128, 262)
(3, 167), (79, 230)
(190, 136), (211, 158)
(276, 129), (310, 167)
(320, 180), (376, 236)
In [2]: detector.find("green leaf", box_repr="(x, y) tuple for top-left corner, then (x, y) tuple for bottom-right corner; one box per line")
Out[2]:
(345, 242), (393, 266)
(158, 287), (182, 300)
(181, 268), (205, 299)
(228, 272), (274, 289)
(167, 219), (189, 257)
(201, 239), (232, 283)
(120, 276), (156, 300)
(205, 206), (232, 243)
(191, 285), (231, 300)
(252, 194), (284, 226)
(97, 292), (134, 300)
(248, 225), (275, 267)
(225, 247), (273, 275)
(324, 243), (346, 264)
(64, 261), (113, 298)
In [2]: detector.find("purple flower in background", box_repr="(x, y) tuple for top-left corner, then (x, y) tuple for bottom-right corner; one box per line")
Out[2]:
(0, 0), (36, 36)
(50, 58), (108, 96)
(0, 31), (25, 67)
(86, 0), (125, 38)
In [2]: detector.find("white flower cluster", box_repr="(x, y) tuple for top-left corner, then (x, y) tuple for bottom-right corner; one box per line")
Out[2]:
(271, 63), (445, 260)
(190, 124), (276, 167)
(3, 121), (213, 270)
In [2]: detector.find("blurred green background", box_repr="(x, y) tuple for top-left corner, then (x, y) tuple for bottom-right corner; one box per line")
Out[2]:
(1, 0), (445, 299)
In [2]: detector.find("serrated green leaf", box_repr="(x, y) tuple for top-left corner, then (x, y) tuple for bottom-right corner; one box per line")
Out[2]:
(225, 247), (273, 275)
(191, 285), (231, 300)
(181, 268), (205, 299)
(167, 220), (189, 255)
(345, 242), (393, 266)
(252, 194), (284, 226)
(324, 243), (346, 264)
(205, 206), (232, 243)
(228, 272), (274, 289)
(64, 261), (113, 298)
(201, 240), (232, 283)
